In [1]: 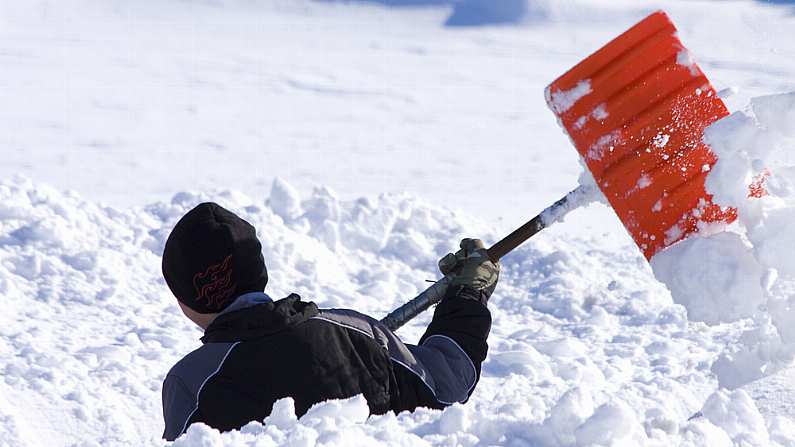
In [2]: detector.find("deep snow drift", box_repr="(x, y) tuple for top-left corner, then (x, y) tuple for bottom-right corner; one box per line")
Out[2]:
(3, 0), (795, 445)
(1, 176), (794, 446)
(650, 92), (795, 391)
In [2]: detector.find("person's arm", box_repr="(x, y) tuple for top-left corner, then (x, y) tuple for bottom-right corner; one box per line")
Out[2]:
(389, 239), (498, 411)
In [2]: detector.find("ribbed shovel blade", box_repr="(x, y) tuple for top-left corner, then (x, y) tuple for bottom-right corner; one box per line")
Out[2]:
(546, 10), (732, 259)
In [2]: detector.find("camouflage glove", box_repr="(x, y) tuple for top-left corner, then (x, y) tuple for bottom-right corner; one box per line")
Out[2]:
(438, 238), (500, 305)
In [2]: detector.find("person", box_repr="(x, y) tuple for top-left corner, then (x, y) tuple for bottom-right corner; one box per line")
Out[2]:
(160, 202), (500, 440)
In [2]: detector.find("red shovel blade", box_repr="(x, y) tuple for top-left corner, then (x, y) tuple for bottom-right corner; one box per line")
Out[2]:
(546, 10), (733, 260)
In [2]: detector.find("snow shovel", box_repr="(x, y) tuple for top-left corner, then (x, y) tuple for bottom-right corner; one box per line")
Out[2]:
(382, 10), (732, 331)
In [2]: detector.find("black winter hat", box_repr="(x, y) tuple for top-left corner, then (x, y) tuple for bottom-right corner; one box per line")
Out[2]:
(162, 202), (268, 314)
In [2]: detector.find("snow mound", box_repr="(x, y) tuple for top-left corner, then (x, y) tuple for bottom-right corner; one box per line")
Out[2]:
(0, 176), (485, 445)
(1, 176), (791, 445)
(170, 396), (402, 447)
(650, 232), (764, 325)
(649, 92), (795, 388)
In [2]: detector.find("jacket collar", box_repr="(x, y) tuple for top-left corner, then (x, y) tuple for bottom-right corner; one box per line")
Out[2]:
(201, 293), (318, 344)
(218, 291), (273, 316)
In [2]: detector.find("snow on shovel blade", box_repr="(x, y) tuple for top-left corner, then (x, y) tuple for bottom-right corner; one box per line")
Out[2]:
(546, 10), (733, 260)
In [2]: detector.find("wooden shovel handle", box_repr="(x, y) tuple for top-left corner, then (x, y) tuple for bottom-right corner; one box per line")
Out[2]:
(486, 214), (545, 262)
(486, 187), (583, 261)
(381, 186), (584, 331)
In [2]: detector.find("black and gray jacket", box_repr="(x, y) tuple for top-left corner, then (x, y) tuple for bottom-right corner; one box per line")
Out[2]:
(161, 289), (491, 441)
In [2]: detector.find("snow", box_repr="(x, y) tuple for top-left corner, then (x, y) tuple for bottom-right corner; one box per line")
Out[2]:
(268, 178), (303, 222)
(547, 80), (593, 114)
(3, 0), (795, 445)
(572, 104), (609, 132)
(650, 232), (764, 325)
(1, 174), (788, 446)
(586, 131), (621, 161)
(538, 184), (599, 227)
(592, 104), (609, 121)
(701, 389), (771, 446)
(170, 396), (404, 447)
(635, 174), (652, 190)
(649, 91), (795, 392)
(676, 49), (700, 76)
(652, 133), (670, 149)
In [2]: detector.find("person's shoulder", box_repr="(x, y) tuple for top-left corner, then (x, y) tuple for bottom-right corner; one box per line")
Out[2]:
(313, 308), (380, 336)
(166, 342), (241, 387)
(313, 307), (409, 352)
(165, 344), (204, 379)
(316, 307), (376, 321)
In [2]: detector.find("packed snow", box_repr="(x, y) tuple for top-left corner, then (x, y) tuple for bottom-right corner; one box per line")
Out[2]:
(676, 49), (699, 77)
(650, 232), (765, 325)
(2, 175), (790, 446)
(546, 80), (593, 115)
(3, 0), (795, 446)
(650, 92), (795, 393)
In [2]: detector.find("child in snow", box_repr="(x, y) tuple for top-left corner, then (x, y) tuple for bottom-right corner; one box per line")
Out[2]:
(160, 202), (499, 440)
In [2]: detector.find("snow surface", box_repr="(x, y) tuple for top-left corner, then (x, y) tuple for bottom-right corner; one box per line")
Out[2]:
(0, 175), (785, 446)
(547, 80), (593, 114)
(649, 91), (795, 394)
(650, 232), (765, 326)
(3, 0), (795, 446)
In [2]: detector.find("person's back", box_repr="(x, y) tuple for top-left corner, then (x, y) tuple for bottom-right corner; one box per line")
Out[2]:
(160, 202), (498, 440)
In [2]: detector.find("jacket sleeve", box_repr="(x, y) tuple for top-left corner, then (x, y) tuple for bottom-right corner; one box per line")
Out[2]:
(389, 287), (492, 411)
(315, 295), (491, 414)
(162, 374), (197, 441)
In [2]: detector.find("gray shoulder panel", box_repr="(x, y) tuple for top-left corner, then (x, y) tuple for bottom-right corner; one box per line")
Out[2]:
(162, 342), (238, 441)
(408, 335), (477, 404)
(316, 309), (476, 405)
(315, 309), (439, 393)
(162, 374), (194, 441)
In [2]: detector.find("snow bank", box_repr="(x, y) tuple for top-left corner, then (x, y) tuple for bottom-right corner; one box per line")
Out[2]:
(649, 92), (795, 388)
(3, 176), (792, 445)
(169, 396), (415, 447)
(169, 392), (792, 447)
(0, 176), (486, 445)
(650, 232), (764, 325)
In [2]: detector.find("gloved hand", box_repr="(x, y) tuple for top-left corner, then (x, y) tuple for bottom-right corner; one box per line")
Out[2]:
(438, 238), (500, 305)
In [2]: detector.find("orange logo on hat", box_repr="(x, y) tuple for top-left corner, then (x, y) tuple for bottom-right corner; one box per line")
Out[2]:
(193, 255), (236, 310)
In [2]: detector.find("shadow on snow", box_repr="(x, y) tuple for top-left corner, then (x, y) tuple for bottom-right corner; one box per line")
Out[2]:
(317, 0), (530, 27)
